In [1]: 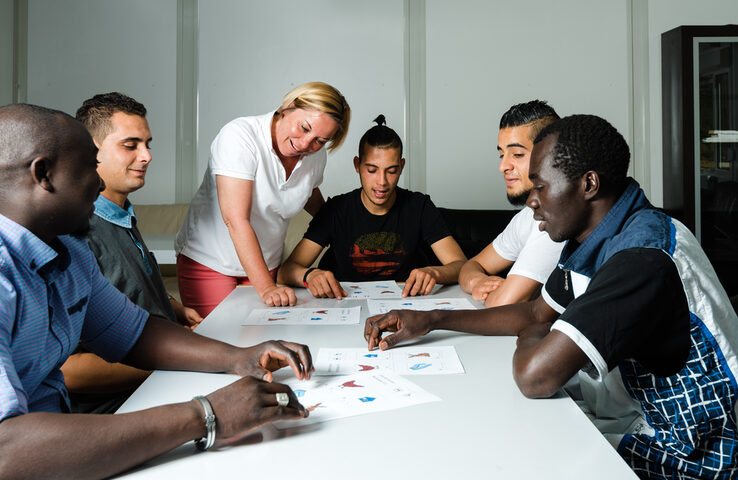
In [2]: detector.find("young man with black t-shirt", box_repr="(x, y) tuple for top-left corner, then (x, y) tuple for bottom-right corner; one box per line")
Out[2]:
(278, 116), (466, 298)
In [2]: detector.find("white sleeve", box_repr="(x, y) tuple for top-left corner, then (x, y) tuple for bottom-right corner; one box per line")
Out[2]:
(551, 319), (608, 381)
(209, 120), (258, 180)
(491, 208), (529, 261)
(492, 208), (564, 284)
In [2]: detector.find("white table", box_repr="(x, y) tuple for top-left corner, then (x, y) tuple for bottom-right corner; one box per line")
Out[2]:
(141, 233), (176, 266)
(117, 285), (637, 479)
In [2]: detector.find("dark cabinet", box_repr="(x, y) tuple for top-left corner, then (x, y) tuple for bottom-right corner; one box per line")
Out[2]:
(662, 25), (738, 297)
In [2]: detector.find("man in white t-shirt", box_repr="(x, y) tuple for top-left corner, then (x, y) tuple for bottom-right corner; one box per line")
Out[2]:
(459, 100), (564, 307)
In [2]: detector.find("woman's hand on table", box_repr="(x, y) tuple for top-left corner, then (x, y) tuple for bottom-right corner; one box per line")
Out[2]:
(232, 340), (314, 382)
(364, 310), (433, 351)
(258, 284), (297, 307)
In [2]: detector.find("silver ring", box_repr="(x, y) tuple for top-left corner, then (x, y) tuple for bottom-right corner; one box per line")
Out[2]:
(276, 392), (289, 407)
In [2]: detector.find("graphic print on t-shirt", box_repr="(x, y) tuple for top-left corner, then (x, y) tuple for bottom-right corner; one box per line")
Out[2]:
(350, 232), (406, 277)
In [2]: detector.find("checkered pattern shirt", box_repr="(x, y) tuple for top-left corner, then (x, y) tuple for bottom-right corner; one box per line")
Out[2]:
(545, 180), (738, 479)
(0, 213), (148, 419)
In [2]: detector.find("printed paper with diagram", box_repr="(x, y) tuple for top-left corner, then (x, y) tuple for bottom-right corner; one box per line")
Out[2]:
(314, 346), (465, 375)
(340, 280), (403, 299)
(273, 370), (440, 429)
(366, 297), (476, 316)
(242, 306), (360, 325)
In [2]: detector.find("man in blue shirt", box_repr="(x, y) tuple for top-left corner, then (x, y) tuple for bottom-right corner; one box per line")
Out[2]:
(0, 103), (313, 478)
(61, 92), (201, 414)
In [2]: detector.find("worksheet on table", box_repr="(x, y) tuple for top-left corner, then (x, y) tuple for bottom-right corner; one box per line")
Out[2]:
(273, 370), (440, 429)
(314, 346), (465, 375)
(339, 281), (403, 299)
(241, 306), (361, 325)
(366, 297), (476, 315)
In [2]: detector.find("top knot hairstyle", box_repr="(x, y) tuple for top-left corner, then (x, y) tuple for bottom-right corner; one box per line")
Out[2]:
(277, 81), (351, 152)
(499, 100), (560, 141)
(534, 114), (630, 191)
(357, 114), (403, 159)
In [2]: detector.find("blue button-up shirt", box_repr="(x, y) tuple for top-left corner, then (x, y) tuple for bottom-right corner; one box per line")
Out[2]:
(94, 195), (152, 275)
(0, 213), (148, 419)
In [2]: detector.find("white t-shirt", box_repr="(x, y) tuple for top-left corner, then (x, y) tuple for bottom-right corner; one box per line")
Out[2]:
(491, 207), (564, 283)
(175, 112), (327, 276)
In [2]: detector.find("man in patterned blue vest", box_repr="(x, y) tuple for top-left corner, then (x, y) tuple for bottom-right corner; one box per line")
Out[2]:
(365, 114), (738, 479)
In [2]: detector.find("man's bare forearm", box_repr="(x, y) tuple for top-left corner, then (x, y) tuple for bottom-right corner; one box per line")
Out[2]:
(123, 315), (239, 373)
(458, 260), (488, 293)
(427, 300), (544, 336)
(61, 352), (150, 393)
(432, 260), (465, 284)
(276, 259), (308, 287)
(0, 402), (203, 479)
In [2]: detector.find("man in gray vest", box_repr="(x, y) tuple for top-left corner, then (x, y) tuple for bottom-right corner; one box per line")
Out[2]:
(61, 92), (201, 413)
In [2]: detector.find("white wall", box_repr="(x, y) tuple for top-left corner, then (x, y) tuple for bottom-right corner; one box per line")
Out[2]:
(13, 0), (738, 209)
(0, 0), (14, 106)
(646, 0), (738, 208)
(197, 0), (406, 200)
(25, 0), (178, 205)
(426, 0), (631, 209)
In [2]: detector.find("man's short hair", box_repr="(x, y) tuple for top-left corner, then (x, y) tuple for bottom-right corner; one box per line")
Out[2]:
(499, 100), (559, 141)
(75, 92), (146, 143)
(534, 114), (630, 190)
(0, 103), (70, 169)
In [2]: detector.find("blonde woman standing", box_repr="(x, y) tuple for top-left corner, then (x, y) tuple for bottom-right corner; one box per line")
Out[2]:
(176, 82), (350, 315)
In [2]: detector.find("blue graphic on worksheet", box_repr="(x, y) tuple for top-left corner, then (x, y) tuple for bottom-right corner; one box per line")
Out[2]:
(314, 346), (465, 376)
(366, 297), (476, 315)
(241, 306), (361, 325)
(340, 281), (403, 299)
(409, 363), (431, 371)
(272, 370), (440, 429)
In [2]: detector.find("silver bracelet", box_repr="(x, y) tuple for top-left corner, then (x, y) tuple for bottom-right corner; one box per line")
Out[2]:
(192, 395), (216, 451)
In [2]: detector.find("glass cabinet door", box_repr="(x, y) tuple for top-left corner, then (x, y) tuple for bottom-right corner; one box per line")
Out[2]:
(695, 38), (738, 296)
(662, 26), (738, 298)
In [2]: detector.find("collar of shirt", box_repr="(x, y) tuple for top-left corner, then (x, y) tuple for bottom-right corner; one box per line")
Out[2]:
(93, 195), (137, 229)
(0, 213), (70, 278)
(558, 178), (653, 277)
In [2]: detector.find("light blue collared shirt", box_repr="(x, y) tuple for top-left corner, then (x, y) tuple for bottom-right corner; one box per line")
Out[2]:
(93, 196), (152, 274)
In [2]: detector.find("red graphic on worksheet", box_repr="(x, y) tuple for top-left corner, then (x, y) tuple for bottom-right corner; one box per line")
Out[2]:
(340, 380), (364, 388)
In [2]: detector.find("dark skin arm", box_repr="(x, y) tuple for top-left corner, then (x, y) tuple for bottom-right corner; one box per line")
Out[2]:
(364, 295), (559, 350)
(512, 324), (589, 398)
(364, 297), (588, 399)
(0, 316), (313, 479)
(124, 315), (313, 382)
(0, 377), (306, 479)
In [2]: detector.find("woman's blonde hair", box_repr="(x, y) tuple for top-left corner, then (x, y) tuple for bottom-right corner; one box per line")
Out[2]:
(277, 82), (351, 151)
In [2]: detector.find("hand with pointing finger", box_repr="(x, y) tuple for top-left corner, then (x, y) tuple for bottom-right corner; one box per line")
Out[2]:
(230, 340), (314, 382)
(363, 310), (434, 351)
